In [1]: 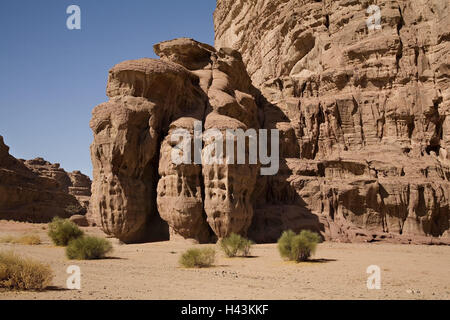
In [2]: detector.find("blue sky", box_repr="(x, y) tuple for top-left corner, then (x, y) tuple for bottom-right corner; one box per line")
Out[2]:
(0, 0), (216, 177)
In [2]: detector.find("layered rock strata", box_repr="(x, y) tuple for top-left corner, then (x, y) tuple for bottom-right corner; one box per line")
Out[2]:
(90, 39), (261, 242)
(214, 0), (450, 243)
(90, 0), (449, 244)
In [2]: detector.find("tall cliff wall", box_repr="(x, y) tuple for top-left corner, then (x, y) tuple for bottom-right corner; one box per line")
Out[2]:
(214, 0), (450, 243)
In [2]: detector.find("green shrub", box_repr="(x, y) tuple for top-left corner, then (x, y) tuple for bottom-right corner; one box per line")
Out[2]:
(241, 238), (254, 257)
(219, 233), (254, 257)
(0, 251), (53, 291)
(48, 217), (83, 246)
(179, 247), (216, 268)
(277, 230), (297, 260)
(66, 236), (113, 260)
(278, 230), (321, 262)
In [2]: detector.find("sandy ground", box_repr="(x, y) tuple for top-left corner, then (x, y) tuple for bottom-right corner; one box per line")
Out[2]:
(0, 220), (449, 300)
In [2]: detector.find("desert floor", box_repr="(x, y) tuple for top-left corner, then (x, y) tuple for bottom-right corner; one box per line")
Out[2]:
(0, 220), (448, 300)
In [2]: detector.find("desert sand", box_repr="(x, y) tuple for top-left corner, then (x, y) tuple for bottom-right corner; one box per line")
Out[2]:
(0, 220), (448, 300)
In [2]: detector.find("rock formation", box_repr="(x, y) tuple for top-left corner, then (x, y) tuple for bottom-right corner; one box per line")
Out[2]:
(90, 0), (449, 244)
(214, 0), (450, 243)
(0, 136), (91, 222)
(90, 39), (261, 243)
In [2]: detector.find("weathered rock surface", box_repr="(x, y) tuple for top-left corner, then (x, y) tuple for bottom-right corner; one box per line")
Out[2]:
(90, 0), (449, 244)
(0, 136), (91, 222)
(90, 38), (261, 243)
(215, 0), (450, 243)
(90, 52), (207, 243)
(157, 118), (210, 242)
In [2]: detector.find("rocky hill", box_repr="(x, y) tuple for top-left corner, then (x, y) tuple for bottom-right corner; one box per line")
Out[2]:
(0, 135), (91, 222)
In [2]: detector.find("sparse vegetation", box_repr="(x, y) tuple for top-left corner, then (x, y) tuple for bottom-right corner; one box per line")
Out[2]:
(0, 234), (41, 245)
(179, 247), (216, 268)
(66, 236), (113, 260)
(278, 230), (321, 262)
(48, 217), (83, 246)
(0, 236), (15, 244)
(0, 251), (53, 291)
(219, 233), (254, 257)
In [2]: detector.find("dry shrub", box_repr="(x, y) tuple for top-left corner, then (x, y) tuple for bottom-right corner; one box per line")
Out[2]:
(17, 234), (41, 245)
(219, 233), (254, 257)
(0, 234), (41, 245)
(0, 251), (53, 291)
(0, 236), (14, 244)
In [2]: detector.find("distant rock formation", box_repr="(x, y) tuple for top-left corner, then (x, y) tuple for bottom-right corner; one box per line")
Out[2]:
(89, 0), (449, 244)
(0, 135), (91, 222)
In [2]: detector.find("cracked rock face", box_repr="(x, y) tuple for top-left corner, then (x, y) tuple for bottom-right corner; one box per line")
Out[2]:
(215, 0), (450, 243)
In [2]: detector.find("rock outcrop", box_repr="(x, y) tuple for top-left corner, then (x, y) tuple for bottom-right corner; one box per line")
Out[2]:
(0, 136), (91, 222)
(90, 38), (262, 243)
(90, 0), (449, 244)
(215, 0), (450, 243)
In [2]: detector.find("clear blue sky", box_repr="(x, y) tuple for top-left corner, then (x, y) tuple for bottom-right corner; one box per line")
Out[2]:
(0, 0), (216, 177)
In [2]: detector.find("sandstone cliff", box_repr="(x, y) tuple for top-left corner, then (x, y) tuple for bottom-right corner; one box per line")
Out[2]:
(214, 0), (450, 243)
(89, 0), (449, 244)
(0, 135), (91, 222)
